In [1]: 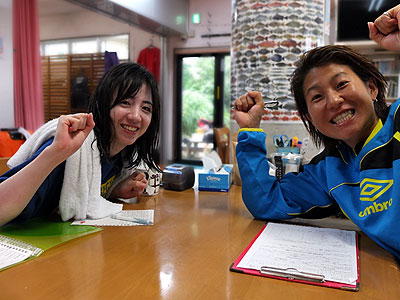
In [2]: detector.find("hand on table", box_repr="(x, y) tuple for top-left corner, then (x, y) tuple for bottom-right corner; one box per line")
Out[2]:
(109, 171), (148, 199)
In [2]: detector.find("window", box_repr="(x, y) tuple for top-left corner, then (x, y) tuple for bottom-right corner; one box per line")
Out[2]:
(72, 40), (97, 54)
(100, 35), (129, 60)
(40, 34), (129, 60)
(43, 42), (68, 55)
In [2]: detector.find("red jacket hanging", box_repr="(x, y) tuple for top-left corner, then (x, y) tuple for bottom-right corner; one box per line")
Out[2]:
(137, 47), (160, 83)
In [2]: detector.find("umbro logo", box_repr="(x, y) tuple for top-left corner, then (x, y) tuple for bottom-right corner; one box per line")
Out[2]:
(360, 178), (393, 202)
(359, 178), (393, 218)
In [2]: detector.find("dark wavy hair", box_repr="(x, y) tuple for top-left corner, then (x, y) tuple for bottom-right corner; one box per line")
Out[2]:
(290, 45), (389, 149)
(88, 62), (160, 171)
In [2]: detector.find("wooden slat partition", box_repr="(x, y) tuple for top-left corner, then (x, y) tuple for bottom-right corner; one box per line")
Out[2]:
(41, 53), (105, 121)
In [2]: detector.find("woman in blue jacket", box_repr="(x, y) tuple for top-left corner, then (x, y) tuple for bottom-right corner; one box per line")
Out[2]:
(0, 62), (160, 226)
(233, 5), (400, 259)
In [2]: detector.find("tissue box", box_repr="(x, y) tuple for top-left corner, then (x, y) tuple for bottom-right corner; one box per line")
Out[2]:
(198, 165), (233, 192)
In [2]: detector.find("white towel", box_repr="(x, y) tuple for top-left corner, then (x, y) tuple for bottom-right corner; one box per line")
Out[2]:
(8, 118), (123, 221)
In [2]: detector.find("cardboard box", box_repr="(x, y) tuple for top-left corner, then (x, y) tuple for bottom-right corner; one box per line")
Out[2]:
(198, 165), (232, 192)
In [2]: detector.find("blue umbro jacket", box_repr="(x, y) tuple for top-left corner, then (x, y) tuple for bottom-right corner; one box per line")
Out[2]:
(237, 99), (400, 259)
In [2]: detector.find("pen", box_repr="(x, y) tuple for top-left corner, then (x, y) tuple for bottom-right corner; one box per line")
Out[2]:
(260, 266), (325, 283)
(111, 214), (153, 225)
(231, 100), (279, 110)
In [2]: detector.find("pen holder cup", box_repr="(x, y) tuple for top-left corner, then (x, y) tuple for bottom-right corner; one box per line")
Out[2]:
(277, 147), (300, 154)
(282, 155), (302, 174)
(140, 167), (162, 196)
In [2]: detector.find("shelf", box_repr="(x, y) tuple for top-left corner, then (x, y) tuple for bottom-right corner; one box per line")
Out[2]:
(367, 52), (399, 100)
(335, 41), (399, 55)
(340, 45), (400, 101)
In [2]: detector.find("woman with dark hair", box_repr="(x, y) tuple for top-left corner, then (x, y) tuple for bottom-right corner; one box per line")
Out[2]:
(89, 62), (160, 171)
(232, 6), (400, 259)
(0, 62), (160, 226)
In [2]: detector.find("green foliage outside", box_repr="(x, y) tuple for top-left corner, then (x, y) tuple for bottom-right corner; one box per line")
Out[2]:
(181, 55), (231, 137)
(182, 89), (213, 136)
(182, 57), (215, 137)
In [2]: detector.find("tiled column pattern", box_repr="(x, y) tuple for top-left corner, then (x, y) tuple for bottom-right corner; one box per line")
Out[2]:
(231, 0), (325, 121)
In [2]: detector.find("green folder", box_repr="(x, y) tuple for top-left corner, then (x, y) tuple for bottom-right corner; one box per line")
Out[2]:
(0, 217), (102, 271)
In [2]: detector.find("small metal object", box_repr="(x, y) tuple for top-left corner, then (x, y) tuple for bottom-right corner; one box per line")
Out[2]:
(383, 11), (392, 18)
(263, 100), (279, 109)
(231, 100), (279, 110)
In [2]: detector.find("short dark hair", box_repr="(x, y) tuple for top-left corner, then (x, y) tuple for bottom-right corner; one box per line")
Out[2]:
(290, 45), (389, 149)
(88, 62), (160, 171)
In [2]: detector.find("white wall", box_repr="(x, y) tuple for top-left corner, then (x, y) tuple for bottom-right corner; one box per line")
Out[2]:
(173, 0), (232, 48)
(110, 0), (188, 34)
(0, 0), (14, 128)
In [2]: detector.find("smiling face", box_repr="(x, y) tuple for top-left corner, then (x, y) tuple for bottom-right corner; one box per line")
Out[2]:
(303, 63), (379, 148)
(109, 83), (153, 156)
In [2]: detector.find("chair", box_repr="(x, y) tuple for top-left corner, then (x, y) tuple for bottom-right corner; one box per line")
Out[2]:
(213, 127), (230, 164)
(231, 132), (241, 186)
(0, 157), (10, 175)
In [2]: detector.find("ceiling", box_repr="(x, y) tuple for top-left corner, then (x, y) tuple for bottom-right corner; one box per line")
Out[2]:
(38, 0), (85, 17)
(37, 0), (185, 36)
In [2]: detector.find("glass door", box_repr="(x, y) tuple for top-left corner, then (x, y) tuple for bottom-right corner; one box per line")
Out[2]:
(176, 53), (231, 164)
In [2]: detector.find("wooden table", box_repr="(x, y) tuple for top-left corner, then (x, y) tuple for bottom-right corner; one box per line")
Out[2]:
(1, 185), (399, 299)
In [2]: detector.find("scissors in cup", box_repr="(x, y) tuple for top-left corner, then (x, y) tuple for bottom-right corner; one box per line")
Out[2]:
(273, 134), (290, 148)
(291, 136), (299, 147)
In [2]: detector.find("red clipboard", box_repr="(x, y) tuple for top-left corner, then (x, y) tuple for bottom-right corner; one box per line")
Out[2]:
(230, 223), (360, 291)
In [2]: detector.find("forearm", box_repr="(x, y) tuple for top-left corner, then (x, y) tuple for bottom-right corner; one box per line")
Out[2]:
(236, 131), (331, 220)
(0, 113), (95, 225)
(0, 146), (65, 225)
(236, 131), (290, 219)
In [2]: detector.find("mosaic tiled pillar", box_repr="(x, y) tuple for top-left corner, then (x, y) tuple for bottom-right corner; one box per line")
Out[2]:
(231, 0), (325, 121)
